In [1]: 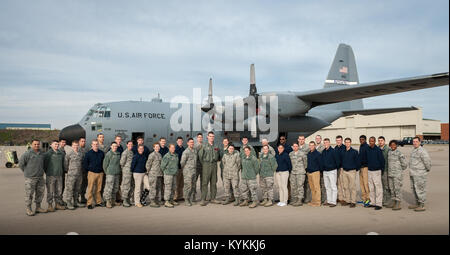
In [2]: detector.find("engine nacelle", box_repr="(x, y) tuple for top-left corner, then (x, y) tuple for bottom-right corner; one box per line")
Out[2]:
(271, 93), (311, 117)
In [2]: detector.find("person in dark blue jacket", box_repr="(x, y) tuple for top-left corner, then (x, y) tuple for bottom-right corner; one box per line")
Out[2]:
(367, 137), (385, 210)
(174, 137), (185, 201)
(277, 135), (293, 154)
(358, 135), (370, 206)
(132, 137), (150, 158)
(83, 140), (105, 209)
(275, 145), (292, 206)
(334, 135), (346, 203)
(321, 138), (340, 206)
(159, 137), (169, 157)
(341, 138), (360, 207)
(306, 141), (322, 206)
(131, 145), (149, 207)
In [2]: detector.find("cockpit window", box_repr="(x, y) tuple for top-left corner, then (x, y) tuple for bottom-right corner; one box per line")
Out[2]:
(88, 105), (111, 118)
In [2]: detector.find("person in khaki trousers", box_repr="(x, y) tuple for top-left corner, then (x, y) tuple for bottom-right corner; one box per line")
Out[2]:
(82, 140), (105, 209)
(366, 137), (385, 210)
(358, 135), (370, 207)
(306, 141), (322, 207)
(340, 138), (360, 208)
(334, 135), (345, 203)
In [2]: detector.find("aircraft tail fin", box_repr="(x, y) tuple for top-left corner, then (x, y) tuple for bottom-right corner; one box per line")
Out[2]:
(323, 43), (363, 110)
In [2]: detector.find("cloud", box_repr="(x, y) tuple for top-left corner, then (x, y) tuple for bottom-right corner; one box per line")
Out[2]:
(0, 0), (448, 128)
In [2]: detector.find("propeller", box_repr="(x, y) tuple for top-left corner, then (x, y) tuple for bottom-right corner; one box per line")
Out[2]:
(201, 78), (214, 112)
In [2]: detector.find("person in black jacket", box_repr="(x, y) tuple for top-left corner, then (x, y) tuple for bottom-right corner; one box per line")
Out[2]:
(275, 145), (292, 207)
(359, 135), (370, 206)
(367, 137), (385, 210)
(83, 140), (105, 209)
(131, 145), (149, 207)
(321, 138), (340, 207)
(341, 138), (360, 207)
(306, 141), (322, 207)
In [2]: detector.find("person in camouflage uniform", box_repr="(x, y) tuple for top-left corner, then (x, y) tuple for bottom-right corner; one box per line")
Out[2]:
(44, 140), (67, 211)
(239, 136), (256, 159)
(378, 136), (392, 207)
(63, 140), (85, 210)
(259, 145), (278, 207)
(219, 137), (236, 203)
(221, 144), (241, 206)
(408, 137), (431, 212)
(161, 144), (179, 208)
(78, 137), (89, 204)
(297, 135), (311, 203)
(146, 143), (164, 207)
(102, 142), (122, 208)
(193, 133), (203, 202)
(289, 143), (307, 206)
(387, 140), (408, 210)
(120, 141), (135, 207)
(198, 131), (221, 206)
(19, 139), (47, 216)
(180, 138), (197, 206)
(239, 146), (260, 208)
(315, 135), (327, 204)
(260, 139), (276, 157)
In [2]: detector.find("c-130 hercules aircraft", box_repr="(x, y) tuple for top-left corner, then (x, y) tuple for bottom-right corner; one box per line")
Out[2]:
(59, 43), (449, 149)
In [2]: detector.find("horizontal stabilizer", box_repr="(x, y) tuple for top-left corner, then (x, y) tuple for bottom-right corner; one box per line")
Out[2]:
(341, 106), (418, 116)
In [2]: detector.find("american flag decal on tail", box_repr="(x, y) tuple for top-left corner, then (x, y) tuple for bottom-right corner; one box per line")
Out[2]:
(339, 66), (348, 74)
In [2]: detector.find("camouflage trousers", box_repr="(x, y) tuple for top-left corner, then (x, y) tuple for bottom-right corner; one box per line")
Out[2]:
(388, 175), (403, 201)
(290, 173), (306, 201)
(164, 174), (177, 201)
(183, 170), (196, 201)
(410, 175), (427, 204)
(260, 176), (274, 201)
(46, 175), (63, 204)
(148, 174), (163, 201)
(193, 165), (202, 199)
(103, 174), (120, 201)
(24, 176), (45, 209)
(223, 176), (240, 200)
(303, 175), (312, 203)
(120, 171), (135, 201)
(240, 179), (258, 202)
(382, 170), (392, 205)
(63, 173), (82, 204)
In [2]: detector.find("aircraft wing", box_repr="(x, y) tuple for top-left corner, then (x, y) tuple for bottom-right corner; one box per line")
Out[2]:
(295, 72), (449, 107)
(341, 106), (418, 116)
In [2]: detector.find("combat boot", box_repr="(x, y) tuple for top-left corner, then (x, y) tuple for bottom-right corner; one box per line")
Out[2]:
(149, 200), (160, 208)
(113, 200), (122, 206)
(211, 199), (222, 204)
(135, 203), (143, 208)
(55, 203), (66, 210)
(222, 198), (232, 205)
(171, 200), (179, 206)
(249, 201), (258, 208)
(106, 200), (113, 209)
(414, 203), (426, 212)
(408, 202), (419, 209)
(123, 199), (131, 207)
(26, 207), (35, 216)
(261, 198), (268, 206)
(35, 206), (47, 213)
(393, 201), (401, 210)
(200, 200), (208, 206)
(75, 201), (86, 208)
(233, 199), (240, 206)
(47, 203), (55, 212)
(185, 200), (192, 207)
(165, 201), (174, 208)
(264, 200), (273, 207)
(239, 200), (249, 207)
(66, 201), (75, 210)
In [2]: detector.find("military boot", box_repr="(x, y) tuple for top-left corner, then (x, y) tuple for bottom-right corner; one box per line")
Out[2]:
(106, 200), (113, 209)
(165, 201), (174, 208)
(123, 199), (131, 207)
(261, 198), (268, 206)
(385, 201), (395, 208)
(75, 200), (86, 208)
(233, 199), (240, 206)
(292, 200), (302, 207)
(408, 202), (419, 209)
(264, 200), (273, 207)
(47, 203), (55, 212)
(26, 207), (35, 216)
(414, 203), (426, 212)
(149, 200), (160, 208)
(239, 200), (249, 207)
(113, 200), (122, 206)
(393, 201), (401, 210)
(200, 200), (208, 206)
(35, 205), (47, 213)
(249, 201), (258, 208)
(66, 201), (75, 210)
(55, 203), (66, 210)
(185, 199), (192, 207)
(211, 199), (222, 204)
(222, 198), (232, 205)
(171, 200), (179, 206)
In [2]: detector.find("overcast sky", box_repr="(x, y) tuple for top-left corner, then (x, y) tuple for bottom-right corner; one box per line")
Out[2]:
(0, 0), (448, 129)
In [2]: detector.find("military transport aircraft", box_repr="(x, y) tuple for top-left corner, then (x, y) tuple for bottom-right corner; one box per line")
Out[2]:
(59, 43), (449, 150)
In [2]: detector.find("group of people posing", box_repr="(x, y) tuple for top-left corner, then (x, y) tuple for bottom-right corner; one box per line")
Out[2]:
(19, 132), (431, 216)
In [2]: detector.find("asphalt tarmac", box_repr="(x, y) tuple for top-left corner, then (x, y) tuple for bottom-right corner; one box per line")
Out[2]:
(0, 145), (448, 235)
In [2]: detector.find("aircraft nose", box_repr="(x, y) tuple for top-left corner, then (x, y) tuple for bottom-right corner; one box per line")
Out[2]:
(59, 124), (86, 145)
